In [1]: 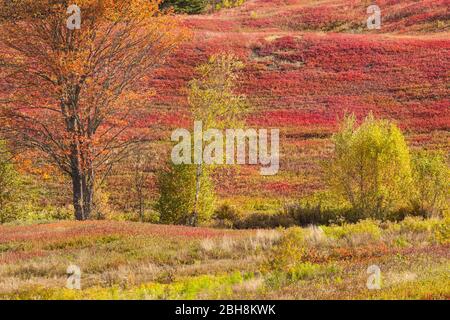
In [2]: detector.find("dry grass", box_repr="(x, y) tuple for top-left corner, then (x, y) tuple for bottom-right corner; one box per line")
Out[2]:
(0, 217), (448, 299)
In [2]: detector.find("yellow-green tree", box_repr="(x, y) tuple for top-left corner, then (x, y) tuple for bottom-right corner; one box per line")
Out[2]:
(188, 53), (248, 224)
(411, 151), (449, 217)
(188, 53), (248, 130)
(327, 114), (413, 219)
(156, 163), (215, 225)
(157, 53), (248, 226)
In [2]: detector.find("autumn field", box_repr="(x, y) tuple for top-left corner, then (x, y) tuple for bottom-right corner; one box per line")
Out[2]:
(0, 0), (449, 302)
(142, 0), (448, 204)
(0, 218), (448, 299)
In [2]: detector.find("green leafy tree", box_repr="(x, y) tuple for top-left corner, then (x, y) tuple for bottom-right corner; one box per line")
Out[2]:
(327, 114), (413, 219)
(0, 140), (21, 223)
(156, 163), (215, 225)
(188, 53), (248, 225)
(161, 0), (207, 14)
(156, 53), (248, 225)
(188, 53), (248, 129)
(160, 0), (245, 14)
(411, 151), (449, 217)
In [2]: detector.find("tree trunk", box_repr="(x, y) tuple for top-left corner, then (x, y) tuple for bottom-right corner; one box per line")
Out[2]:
(72, 171), (84, 221)
(70, 156), (94, 221)
(71, 170), (94, 221)
(191, 164), (202, 226)
(138, 193), (144, 221)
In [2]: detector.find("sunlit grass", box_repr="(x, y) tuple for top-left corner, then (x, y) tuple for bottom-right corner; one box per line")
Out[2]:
(0, 217), (448, 299)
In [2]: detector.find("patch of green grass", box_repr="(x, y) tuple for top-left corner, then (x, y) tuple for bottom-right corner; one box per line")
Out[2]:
(0, 242), (30, 253)
(322, 219), (382, 241)
(2, 272), (250, 300)
(266, 262), (342, 289)
(364, 267), (450, 300)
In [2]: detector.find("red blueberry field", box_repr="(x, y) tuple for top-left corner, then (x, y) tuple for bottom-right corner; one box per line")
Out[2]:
(0, 0), (448, 301)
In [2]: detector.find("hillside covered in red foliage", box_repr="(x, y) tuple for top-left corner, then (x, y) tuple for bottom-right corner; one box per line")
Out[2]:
(1, 0), (447, 206)
(137, 0), (449, 201)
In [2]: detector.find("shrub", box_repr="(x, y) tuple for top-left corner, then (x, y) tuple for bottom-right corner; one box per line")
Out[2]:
(263, 227), (342, 287)
(4, 203), (73, 223)
(234, 203), (355, 229)
(283, 203), (338, 226)
(209, 0), (245, 12)
(213, 203), (243, 228)
(107, 209), (160, 223)
(322, 219), (382, 241)
(235, 212), (296, 229)
(160, 0), (208, 14)
(263, 227), (305, 274)
(396, 216), (441, 234)
(283, 202), (363, 226)
(410, 151), (449, 217)
(41, 205), (73, 221)
(435, 216), (449, 244)
(327, 114), (413, 220)
(156, 163), (215, 225)
(0, 140), (21, 223)
(91, 187), (113, 220)
(161, 0), (245, 14)
(265, 261), (324, 288)
(288, 262), (321, 281)
(274, 192), (361, 227)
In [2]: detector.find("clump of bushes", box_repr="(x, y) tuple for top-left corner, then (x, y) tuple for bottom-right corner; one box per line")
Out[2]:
(327, 114), (413, 220)
(435, 216), (450, 244)
(281, 191), (364, 226)
(263, 227), (306, 274)
(263, 227), (341, 287)
(321, 219), (382, 241)
(233, 211), (295, 229)
(156, 163), (215, 226)
(219, 115), (448, 229)
(283, 203), (344, 226)
(410, 151), (449, 217)
(160, 0), (245, 14)
(225, 192), (360, 229)
(213, 203), (243, 228)
(311, 114), (449, 225)
(394, 216), (441, 234)
(107, 209), (160, 224)
(161, 0), (208, 14)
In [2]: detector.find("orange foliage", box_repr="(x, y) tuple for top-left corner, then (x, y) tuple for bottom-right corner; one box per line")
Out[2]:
(0, 0), (189, 219)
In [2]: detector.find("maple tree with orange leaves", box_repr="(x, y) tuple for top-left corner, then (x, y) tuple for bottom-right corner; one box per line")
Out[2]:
(0, 0), (189, 220)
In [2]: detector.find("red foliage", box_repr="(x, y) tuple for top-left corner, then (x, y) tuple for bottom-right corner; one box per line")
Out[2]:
(0, 221), (245, 244)
(2, 0), (448, 200)
(137, 1), (449, 198)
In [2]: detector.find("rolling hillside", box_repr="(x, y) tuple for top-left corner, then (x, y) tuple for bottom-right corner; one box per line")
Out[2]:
(128, 0), (449, 206)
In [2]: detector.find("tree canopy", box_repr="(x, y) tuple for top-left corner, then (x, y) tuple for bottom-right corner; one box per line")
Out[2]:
(0, 0), (188, 219)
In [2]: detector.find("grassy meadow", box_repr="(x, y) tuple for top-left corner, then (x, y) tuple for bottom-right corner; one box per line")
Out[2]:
(0, 217), (448, 300)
